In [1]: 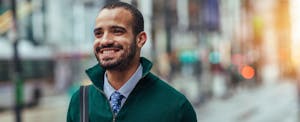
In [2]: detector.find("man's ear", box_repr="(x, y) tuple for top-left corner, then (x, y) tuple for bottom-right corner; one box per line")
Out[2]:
(136, 32), (147, 48)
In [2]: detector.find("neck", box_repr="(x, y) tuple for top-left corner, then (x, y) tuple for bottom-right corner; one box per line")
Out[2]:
(106, 58), (140, 90)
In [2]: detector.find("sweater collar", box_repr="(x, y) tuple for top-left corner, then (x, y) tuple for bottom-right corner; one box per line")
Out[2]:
(85, 57), (153, 90)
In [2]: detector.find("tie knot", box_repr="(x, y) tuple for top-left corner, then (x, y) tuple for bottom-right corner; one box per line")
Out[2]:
(111, 91), (123, 101)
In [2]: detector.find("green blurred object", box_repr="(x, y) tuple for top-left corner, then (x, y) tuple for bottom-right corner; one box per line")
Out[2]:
(179, 50), (198, 64)
(14, 74), (24, 107)
(209, 51), (220, 64)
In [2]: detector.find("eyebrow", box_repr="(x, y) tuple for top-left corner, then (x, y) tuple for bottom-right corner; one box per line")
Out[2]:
(111, 26), (126, 31)
(93, 27), (102, 33)
(93, 25), (126, 33)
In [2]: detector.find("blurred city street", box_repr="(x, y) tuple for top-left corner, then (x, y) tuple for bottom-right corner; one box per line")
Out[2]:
(0, 76), (298, 122)
(1, 0), (300, 122)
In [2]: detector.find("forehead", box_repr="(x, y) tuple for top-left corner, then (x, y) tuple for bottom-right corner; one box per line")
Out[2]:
(95, 8), (133, 28)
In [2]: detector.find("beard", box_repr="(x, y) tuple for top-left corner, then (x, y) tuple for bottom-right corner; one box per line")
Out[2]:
(95, 40), (137, 71)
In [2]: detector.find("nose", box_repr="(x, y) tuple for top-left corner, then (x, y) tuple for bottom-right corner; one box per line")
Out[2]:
(100, 32), (114, 45)
(94, 32), (114, 53)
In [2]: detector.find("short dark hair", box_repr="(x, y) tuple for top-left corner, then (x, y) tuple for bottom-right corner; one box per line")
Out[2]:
(102, 2), (144, 36)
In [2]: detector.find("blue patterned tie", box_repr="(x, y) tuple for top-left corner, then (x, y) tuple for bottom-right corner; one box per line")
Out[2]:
(110, 91), (124, 114)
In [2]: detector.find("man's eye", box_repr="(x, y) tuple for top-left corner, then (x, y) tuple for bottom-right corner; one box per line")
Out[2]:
(94, 31), (103, 37)
(113, 28), (124, 34)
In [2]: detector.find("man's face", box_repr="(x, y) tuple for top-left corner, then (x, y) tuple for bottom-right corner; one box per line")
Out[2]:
(93, 8), (137, 71)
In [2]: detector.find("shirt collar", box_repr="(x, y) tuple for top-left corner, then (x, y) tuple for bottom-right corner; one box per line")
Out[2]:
(85, 57), (153, 90)
(104, 64), (143, 99)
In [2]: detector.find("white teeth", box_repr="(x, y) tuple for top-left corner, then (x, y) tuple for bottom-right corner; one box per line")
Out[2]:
(103, 50), (114, 54)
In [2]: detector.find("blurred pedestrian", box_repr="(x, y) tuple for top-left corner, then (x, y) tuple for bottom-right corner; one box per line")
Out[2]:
(67, 2), (196, 122)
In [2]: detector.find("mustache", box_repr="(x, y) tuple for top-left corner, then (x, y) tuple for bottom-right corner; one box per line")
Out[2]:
(95, 44), (123, 53)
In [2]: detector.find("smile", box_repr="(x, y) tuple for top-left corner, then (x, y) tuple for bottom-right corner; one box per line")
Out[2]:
(100, 48), (121, 54)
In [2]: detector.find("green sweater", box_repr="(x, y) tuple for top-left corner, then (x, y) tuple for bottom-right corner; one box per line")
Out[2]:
(67, 57), (197, 122)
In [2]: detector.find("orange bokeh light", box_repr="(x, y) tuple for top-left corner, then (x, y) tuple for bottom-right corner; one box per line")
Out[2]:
(241, 65), (255, 79)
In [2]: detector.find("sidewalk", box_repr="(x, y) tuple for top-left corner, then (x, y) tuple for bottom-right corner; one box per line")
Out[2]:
(0, 94), (69, 122)
(197, 80), (299, 122)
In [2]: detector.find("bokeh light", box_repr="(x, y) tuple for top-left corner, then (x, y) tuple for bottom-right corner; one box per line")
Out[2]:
(241, 65), (255, 79)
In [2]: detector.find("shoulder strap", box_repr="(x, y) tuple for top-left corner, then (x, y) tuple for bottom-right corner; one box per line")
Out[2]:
(80, 85), (89, 122)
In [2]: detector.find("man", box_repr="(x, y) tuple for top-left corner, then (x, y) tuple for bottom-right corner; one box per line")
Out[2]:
(67, 2), (197, 122)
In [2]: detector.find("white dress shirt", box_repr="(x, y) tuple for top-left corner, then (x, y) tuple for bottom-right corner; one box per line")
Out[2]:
(104, 64), (143, 107)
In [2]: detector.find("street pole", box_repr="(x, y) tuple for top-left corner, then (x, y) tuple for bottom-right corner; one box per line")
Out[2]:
(10, 0), (24, 122)
(164, 1), (172, 54)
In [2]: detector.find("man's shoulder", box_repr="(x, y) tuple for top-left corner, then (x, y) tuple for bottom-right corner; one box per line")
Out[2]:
(69, 84), (92, 102)
(145, 73), (188, 101)
(142, 73), (196, 117)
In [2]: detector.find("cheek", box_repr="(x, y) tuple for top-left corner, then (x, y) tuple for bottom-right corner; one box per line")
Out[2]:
(124, 41), (134, 48)
(117, 37), (132, 46)
(93, 39), (99, 46)
(93, 41), (99, 52)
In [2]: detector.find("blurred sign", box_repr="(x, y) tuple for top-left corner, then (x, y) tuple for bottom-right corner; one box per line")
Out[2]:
(0, 2), (33, 35)
(0, 10), (12, 34)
